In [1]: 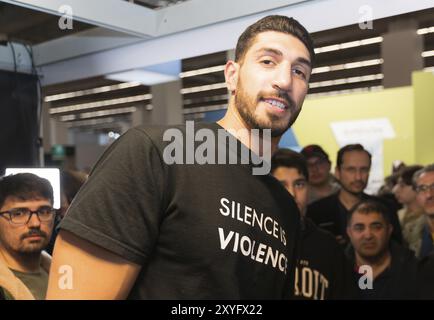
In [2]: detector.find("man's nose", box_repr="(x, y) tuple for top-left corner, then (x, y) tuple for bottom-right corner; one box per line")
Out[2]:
(272, 67), (292, 92)
(362, 229), (373, 239)
(27, 213), (41, 228)
(355, 169), (364, 180)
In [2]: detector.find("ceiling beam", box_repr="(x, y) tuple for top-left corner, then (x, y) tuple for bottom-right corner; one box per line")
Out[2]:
(36, 0), (434, 85)
(1, 0), (157, 37)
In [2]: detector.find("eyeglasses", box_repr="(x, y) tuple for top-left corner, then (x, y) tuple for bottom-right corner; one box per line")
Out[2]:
(415, 183), (434, 194)
(0, 206), (56, 225)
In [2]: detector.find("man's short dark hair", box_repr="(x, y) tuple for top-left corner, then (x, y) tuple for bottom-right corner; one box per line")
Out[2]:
(271, 148), (309, 180)
(412, 164), (434, 189)
(300, 144), (330, 162)
(0, 173), (54, 208)
(235, 15), (315, 66)
(398, 165), (423, 186)
(347, 200), (391, 226)
(336, 144), (372, 169)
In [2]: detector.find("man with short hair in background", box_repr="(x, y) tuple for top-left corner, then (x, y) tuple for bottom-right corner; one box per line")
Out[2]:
(300, 144), (339, 204)
(346, 200), (418, 300)
(271, 148), (358, 300)
(0, 173), (55, 300)
(414, 164), (434, 299)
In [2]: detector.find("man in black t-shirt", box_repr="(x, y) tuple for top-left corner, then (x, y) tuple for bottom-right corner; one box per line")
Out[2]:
(346, 200), (418, 299)
(46, 15), (315, 299)
(271, 149), (358, 299)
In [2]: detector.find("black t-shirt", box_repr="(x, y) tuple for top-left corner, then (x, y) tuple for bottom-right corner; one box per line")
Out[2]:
(294, 218), (359, 300)
(417, 253), (434, 299)
(59, 123), (300, 299)
(346, 242), (418, 300)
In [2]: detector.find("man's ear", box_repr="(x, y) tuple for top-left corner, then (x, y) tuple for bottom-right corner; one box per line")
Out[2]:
(224, 60), (239, 93)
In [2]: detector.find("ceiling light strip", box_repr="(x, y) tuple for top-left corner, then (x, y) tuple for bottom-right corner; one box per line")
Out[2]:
(45, 82), (143, 102)
(314, 36), (383, 54)
(181, 82), (227, 94)
(417, 26), (434, 35)
(180, 65), (225, 78)
(422, 50), (434, 58)
(309, 73), (383, 89)
(50, 94), (151, 114)
(312, 58), (383, 74)
(60, 106), (137, 121)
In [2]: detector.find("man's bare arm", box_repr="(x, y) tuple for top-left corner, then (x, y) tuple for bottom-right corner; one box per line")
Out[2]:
(46, 230), (141, 300)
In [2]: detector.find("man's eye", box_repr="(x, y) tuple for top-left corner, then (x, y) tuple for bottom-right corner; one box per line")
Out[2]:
(10, 210), (27, 217)
(293, 68), (306, 79)
(371, 224), (383, 231)
(294, 181), (306, 188)
(261, 59), (274, 65)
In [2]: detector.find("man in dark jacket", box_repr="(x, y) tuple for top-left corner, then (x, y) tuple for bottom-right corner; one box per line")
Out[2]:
(306, 144), (402, 246)
(346, 200), (418, 299)
(272, 148), (358, 299)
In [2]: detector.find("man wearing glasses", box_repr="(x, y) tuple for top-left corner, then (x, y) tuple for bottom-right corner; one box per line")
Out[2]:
(0, 173), (55, 300)
(412, 164), (434, 258)
(300, 144), (340, 204)
(416, 164), (434, 299)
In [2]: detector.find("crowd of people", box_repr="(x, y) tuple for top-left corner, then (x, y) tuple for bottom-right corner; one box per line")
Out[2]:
(0, 15), (433, 300)
(272, 144), (434, 299)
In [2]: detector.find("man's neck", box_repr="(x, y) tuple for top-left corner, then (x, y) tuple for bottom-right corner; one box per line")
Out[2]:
(0, 247), (41, 273)
(355, 250), (391, 280)
(407, 200), (422, 215)
(217, 105), (280, 154)
(338, 189), (362, 210)
(310, 178), (334, 196)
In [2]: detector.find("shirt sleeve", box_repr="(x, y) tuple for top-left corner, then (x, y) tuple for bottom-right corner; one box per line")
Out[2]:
(59, 127), (168, 265)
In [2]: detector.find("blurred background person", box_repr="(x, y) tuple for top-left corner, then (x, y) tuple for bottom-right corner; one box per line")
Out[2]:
(0, 173), (55, 300)
(301, 145), (340, 205)
(413, 164), (434, 259)
(272, 148), (358, 300)
(392, 165), (425, 256)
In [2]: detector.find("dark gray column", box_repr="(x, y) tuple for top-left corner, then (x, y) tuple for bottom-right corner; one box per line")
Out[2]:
(382, 19), (424, 88)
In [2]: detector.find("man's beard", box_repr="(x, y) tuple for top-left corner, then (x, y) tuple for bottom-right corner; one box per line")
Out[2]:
(234, 79), (301, 138)
(358, 242), (389, 263)
(339, 180), (367, 197)
(18, 229), (49, 254)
